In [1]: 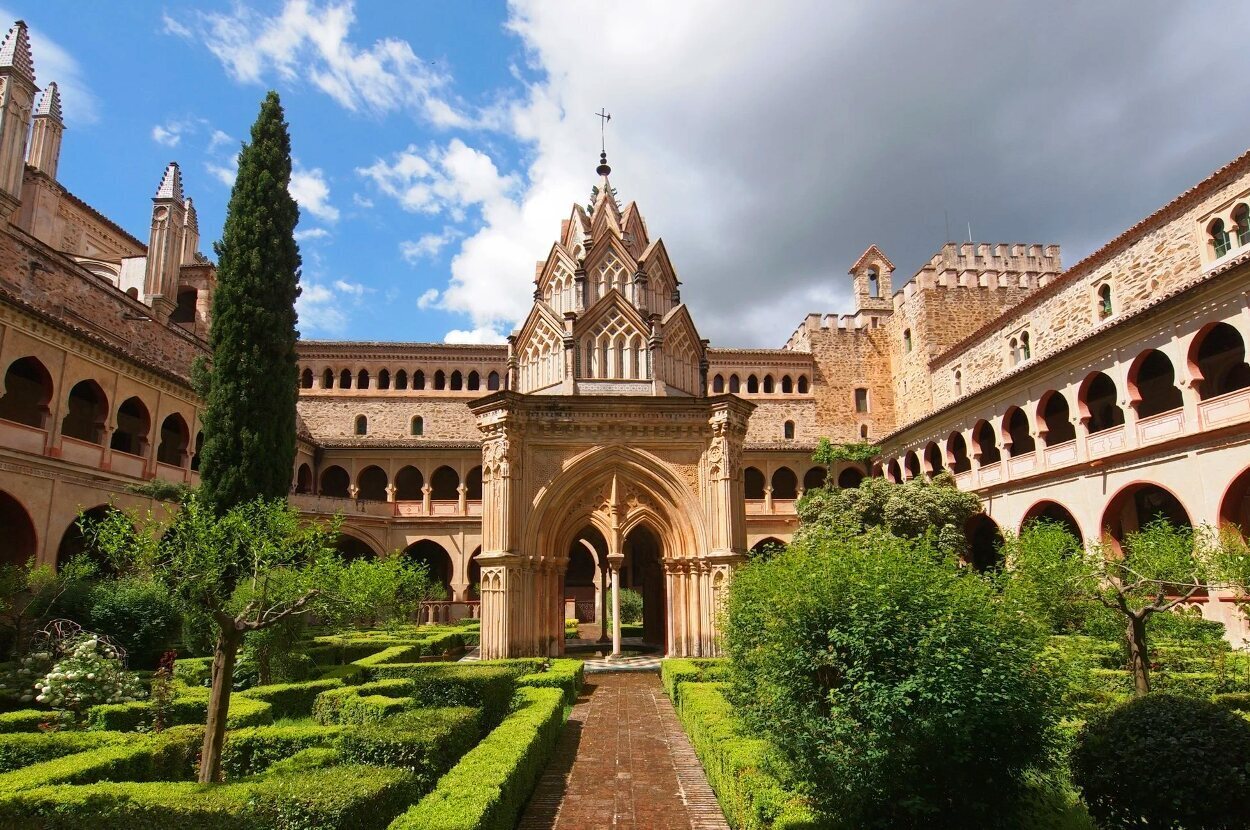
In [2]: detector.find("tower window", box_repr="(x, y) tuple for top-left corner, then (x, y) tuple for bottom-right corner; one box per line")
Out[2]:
(954, 369), (962, 396)
(860, 423), (869, 439)
(354, 415), (367, 436)
(854, 387), (869, 413)
(1098, 284), (1113, 319)
(1210, 218), (1232, 258)
(1235, 204), (1250, 247)
(411, 416), (424, 436)
(903, 329), (912, 353)
(867, 269), (879, 298)
(1021, 331), (1031, 360)
(783, 420), (795, 440)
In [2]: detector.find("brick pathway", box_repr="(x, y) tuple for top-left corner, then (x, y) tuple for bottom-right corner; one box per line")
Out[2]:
(519, 672), (729, 830)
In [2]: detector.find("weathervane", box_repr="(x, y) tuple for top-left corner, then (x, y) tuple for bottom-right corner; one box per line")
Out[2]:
(596, 108), (612, 176)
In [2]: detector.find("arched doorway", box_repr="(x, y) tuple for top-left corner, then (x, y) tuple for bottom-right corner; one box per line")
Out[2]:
(1021, 500), (1084, 546)
(623, 524), (666, 647)
(404, 539), (453, 599)
(0, 490), (36, 567)
(1102, 482), (1191, 549)
(1219, 467), (1250, 536)
(467, 548), (482, 600)
(565, 532), (600, 625)
(964, 514), (1004, 572)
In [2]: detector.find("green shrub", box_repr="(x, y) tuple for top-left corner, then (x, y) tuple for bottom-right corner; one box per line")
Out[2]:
(0, 725), (201, 792)
(392, 687), (565, 830)
(1214, 691), (1250, 712)
(312, 679), (413, 725)
(238, 678), (342, 719)
(0, 710), (51, 733)
(367, 665), (515, 730)
(263, 746), (340, 776)
(338, 694), (417, 725)
(662, 658), (730, 705)
(724, 534), (1062, 828)
(87, 579), (182, 669)
(515, 659), (584, 705)
(0, 730), (127, 773)
(222, 723), (342, 778)
(338, 707), (479, 795)
(672, 681), (819, 830)
(86, 687), (272, 732)
(1072, 694), (1250, 829)
(173, 656), (213, 687)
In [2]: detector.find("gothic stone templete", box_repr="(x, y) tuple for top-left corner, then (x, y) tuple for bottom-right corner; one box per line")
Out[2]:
(0, 21), (1248, 657)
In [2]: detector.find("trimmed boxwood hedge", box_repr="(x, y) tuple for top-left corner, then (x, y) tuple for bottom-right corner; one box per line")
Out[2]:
(222, 723), (343, 779)
(660, 666), (819, 830)
(662, 658), (730, 705)
(0, 725), (202, 793)
(312, 679), (414, 725)
(86, 688), (273, 732)
(0, 730), (128, 773)
(237, 678), (342, 719)
(365, 666), (515, 730)
(0, 711), (52, 734)
(390, 686), (565, 830)
(339, 707), (480, 795)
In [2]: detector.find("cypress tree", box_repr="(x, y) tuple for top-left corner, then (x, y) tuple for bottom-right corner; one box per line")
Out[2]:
(197, 91), (301, 514)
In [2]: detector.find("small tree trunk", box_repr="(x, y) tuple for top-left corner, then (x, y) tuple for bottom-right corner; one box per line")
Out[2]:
(1125, 613), (1151, 697)
(199, 625), (243, 784)
(257, 645), (272, 687)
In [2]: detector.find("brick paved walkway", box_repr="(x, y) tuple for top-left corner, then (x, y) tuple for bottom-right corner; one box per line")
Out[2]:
(519, 672), (729, 830)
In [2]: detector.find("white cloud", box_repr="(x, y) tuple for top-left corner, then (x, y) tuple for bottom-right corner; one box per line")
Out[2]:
(8, 13), (100, 125)
(294, 227), (330, 242)
(416, 288), (439, 309)
(151, 123), (182, 147)
(444, 327), (506, 345)
(400, 227), (459, 263)
(208, 129), (234, 152)
(205, 161), (236, 187)
(351, 193), (374, 209)
(296, 282), (348, 335)
(289, 167), (340, 223)
(359, 140), (517, 217)
(161, 12), (192, 39)
(333, 279), (368, 296)
(172, 0), (479, 128)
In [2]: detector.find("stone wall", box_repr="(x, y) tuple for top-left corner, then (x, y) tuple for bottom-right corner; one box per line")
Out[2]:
(297, 394), (481, 442)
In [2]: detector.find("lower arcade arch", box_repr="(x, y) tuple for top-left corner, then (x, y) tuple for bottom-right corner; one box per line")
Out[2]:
(404, 539), (453, 599)
(1020, 500), (1084, 546)
(1101, 482), (1191, 550)
(1219, 466), (1250, 536)
(964, 514), (1004, 572)
(0, 490), (36, 567)
(56, 505), (123, 573)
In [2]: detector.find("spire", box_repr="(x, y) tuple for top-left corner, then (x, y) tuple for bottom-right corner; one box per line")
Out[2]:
(34, 81), (60, 121)
(184, 197), (198, 232)
(0, 20), (34, 81)
(596, 151), (611, 178)
(155, 161), (184, 202)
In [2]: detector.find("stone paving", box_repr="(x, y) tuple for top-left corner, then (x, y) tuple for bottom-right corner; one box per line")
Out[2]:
(519, 671), (729, 830)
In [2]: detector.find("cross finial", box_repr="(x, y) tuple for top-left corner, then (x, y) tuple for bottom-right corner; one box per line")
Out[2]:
(595, 108), (612, 177)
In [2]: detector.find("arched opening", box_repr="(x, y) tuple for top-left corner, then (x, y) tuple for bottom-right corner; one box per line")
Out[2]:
(433, 370), (446, 390)
(467, 548), (482, 600)
(465, 466), (483, 501)
(1190, 322), (1250, 400)
(357, 369), (370, 389)
(450, 370), (463, 391)
(803, 466), (827, 491)
(763, 375), (774, 394)
(783, 420), (795, 440)
(356, 465), (388, 501)
(404, 540), (452, 599)
(319, 465), (350, 498)
(750, 537), (786, 557)
(394, 465), (424, 501)
(781, 375), (793, 394)
(395, 369), (409, 390)
(1235, 204), (1250, 248)
(1038, 391), (1076, 446)
(334, 534), (375, 561)
(947, 431), (971, 473)
(487, 371), (501, 391)
(565, 534), (599, 624)
(300, 368), (314, 389)
(964, 514), (1004, 572)
(923, 441), (944, 475)
(1080, 372), (1124, 433)
(354, 414), (368, 436)
(746, 375), (759, 394)
(744, 466), (765, 499)
(1128, 349), (1183, 417)
(904, 451), (921, 480)
(1003, 407), (1035, 457)
(837, 467), (864, 488)
(1218, 467), (1250, 537)
(0, 490), (36, 566)
(295, 463), (312, 494)
(411, 416), (424, 436)
(886, 459), (902, 483)
(467, 371), (480, 391)
(728, 374), (740, 393)
(156, 413), (190, 466)
(867, 269), (879, 297)
(771, 467), (798, 500)
(712, 374), (724, 394)
(972, 420), (999, 465)
(1021, 501), (1084, 546)
(903, 329), (912, 352)
(0, 357), (52, 428)
(430, 465), (459, 500)
(622, 524), (666, 647)
(1098, 284), (1113, 319)
(190, 431), (204, 472)
(56, 505), (119, 573)
(378, 369), (390, 390)
(1101, 482), (1191, 549)
(414, 370), (426, 390)
(1209, 217), (1232, 258)
(797, 376), (809, 394)
(61, 380), (107, 444)
(339, 369), (352, 389)
(110, 397), (150, 456)
(171, 287), (197, 324)
(322, 368), (334, 389)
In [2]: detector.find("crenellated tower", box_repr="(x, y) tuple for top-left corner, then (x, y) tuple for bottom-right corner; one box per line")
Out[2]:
(144, 162), (187, 319)
(0, 20), (35, 222)
(849, 244), (894, 314)
(509, 153), (707, 396)
(26, 80), (61, 180)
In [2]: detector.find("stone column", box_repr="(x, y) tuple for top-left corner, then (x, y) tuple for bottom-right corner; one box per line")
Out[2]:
(609, 555), (623, 658)
(421, 484), (432, 515)
(598, 555), (610, 643)
(457, 483), (467, 515)
(384, 484), (396, 503)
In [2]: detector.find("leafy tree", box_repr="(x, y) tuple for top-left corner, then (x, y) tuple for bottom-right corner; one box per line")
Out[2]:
(1005, 520), (1213, 696)
(326, 554), (433, 629)
(197, 91), (302, 516)
(811, 438), (879, 469)
(1213, 524), (1250, 625)
(0, 557), (95, 659)
(86, 495), (340, 783)
(87, 578), (182, 669)
(723, 533), (1061, 827)
(1000, 520), (1101, 634)
(796, 471), (981, 556)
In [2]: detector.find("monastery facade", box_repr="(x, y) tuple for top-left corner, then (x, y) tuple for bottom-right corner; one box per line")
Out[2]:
(0, 21), (1246, 656)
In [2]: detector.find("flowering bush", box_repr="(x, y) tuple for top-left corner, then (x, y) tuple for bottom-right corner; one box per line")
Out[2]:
(34, 634), (145, 720)
(0, 650), (52, 704)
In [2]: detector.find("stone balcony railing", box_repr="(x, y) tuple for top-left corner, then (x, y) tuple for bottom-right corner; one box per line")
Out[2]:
(290, 493), (484, 519)
(0, 419), (198, 484)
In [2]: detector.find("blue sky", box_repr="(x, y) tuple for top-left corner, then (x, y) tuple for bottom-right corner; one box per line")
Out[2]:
(11, 2), (1250, 347)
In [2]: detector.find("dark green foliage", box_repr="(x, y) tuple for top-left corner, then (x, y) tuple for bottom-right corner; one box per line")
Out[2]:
(661, 658), (731, 705)
(724, 534), (1062, 828)
(664, 678), (820, 830)
(237, 678), (341, 720)
(86, 688), (272, 732)
(0, 731), (125, 773)
(615, 588), (643, 624)
(811, 438), (878, 467)
(365, 665), (515, 730)
(0, 710), (51, 733)
(1072, 694), (1250, 829)
(174, 656), (214, 687)
(0, 725), (202, 792)
(337, 707), (478, 793)
(794, 472), (981, 556)
(222, 723), (341, 779)
(311, 679), (412, 726)
(392, 687), (564, 830)
(87, 579), (181, 668)
(197, 91), (302, 515)
(125, 479), (194, 504)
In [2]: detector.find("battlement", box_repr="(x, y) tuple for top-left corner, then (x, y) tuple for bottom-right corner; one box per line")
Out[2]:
(785, 311), (886, 350)
(887, 242), (1062, 309)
